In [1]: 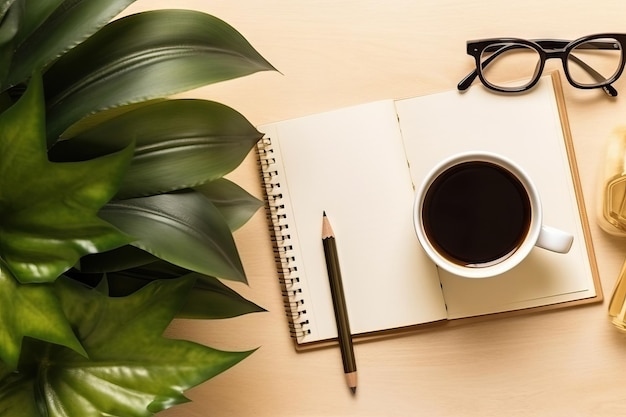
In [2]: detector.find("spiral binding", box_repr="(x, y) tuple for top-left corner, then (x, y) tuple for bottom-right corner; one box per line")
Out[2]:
(257, 137), (311, 339)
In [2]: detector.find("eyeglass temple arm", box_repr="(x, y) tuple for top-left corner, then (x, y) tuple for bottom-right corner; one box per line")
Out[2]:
(536, 39), (618, 50)
(457, 42), (618, 96)
(457, 71), (478, 91)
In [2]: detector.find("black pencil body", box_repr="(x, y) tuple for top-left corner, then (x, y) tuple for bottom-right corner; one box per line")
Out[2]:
(322, 215), (357, 393)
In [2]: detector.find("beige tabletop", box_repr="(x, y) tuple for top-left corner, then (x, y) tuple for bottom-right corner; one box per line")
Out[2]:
(126, 1), (626, 416)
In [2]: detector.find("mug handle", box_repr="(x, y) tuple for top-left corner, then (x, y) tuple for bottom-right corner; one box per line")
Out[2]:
(535, 225), (574, 254)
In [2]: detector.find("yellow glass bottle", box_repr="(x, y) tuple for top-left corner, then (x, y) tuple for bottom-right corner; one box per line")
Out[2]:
(599, 127), (626, 237)
(601, 127), (626, 330)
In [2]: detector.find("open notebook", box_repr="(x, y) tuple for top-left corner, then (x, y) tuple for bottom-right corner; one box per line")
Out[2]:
(257, 73), (601, 348)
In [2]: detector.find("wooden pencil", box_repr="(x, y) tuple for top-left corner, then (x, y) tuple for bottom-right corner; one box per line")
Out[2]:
(322, 212), (357, 394)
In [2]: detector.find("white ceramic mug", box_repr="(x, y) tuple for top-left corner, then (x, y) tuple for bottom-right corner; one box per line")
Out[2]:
(413, 151), (573, 279)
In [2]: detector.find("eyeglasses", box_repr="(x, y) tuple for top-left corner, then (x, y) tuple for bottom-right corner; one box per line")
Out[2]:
(457, 34), (626, 96)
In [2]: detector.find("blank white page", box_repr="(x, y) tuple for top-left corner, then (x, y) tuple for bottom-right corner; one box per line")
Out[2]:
(260, 100), (446, 344)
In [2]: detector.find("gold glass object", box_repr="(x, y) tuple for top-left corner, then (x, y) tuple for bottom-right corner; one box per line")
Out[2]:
(601, 128), (626, 330)
(599, 127), (626, 236)
(609, 259), (626, 331)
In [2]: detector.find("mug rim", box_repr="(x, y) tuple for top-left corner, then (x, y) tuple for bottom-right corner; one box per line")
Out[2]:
(413, 151), (542, 278)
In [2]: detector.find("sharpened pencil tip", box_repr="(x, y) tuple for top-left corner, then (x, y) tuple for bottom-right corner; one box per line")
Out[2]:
(323, 210), (327, 216)
(350, 387), (357, 394)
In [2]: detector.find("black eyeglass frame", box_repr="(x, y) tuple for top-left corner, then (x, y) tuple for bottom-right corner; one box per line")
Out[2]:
(457, 33), (626, 96)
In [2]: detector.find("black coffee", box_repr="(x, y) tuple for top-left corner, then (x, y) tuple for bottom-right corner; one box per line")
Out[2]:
(422, 161), (531, 266)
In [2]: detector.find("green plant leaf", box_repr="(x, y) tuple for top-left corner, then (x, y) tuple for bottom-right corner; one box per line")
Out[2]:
(77, 245), (159, 274)
(100, 270), (266, 319)
(0, 360), (9, 379)
(99, 191), (247, 283)
(196, 178), (263, 231)
(0, 0), (21, 83)
(5, 0), (138, 89)
(43, 9), (275, 140)
(11, 0), (62, 45)
(0, 90), (12, 112)
(27, 276), (252, 417)
(70, 252), (264, 319)
(0, 261), (86, 370)
(0, 368), (41, 417)
(178, 274), (266, 319)
(0, 0), (17, 21)
(49, 100), (264, 199)
(0, 73), (133, 283)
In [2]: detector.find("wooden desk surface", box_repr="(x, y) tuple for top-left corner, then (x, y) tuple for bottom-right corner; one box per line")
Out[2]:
(127, 1), (626, 415)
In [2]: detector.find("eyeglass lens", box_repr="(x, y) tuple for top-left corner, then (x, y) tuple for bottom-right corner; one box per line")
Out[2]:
(479, 38), (623, 90)
(480, 43), (541, 90)
(567, 38), (622, 86)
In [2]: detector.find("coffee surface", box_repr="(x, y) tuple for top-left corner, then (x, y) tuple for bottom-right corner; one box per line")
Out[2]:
(422, 161), (531, 266)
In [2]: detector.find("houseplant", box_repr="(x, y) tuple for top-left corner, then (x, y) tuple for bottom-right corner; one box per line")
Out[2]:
(0, 1), (275, 416)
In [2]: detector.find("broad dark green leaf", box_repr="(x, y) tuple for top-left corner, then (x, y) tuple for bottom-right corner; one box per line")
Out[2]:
(58, 98), (166, 139)
(0, 260), (86, 370)
(107, 262), (186, 284)
(99, 191), (247, 283)
(11, 0), (62, 45)
(0, 73), (133, 283)
(196, 178), (263, 231)
(103, 271), (265, 319)
(0, 0), (19, 43)
(0, 0), (20, 84)
(5, 0), (138, 89)
(30, 276), (253, 417)
(179, 274), (266, 319)
(0, 0), (17, 21)
(0, 90), (11, 112)
(49, 100), (264, 199)
(77, 245), (158, 273)
(0, 368), (41, 417)
(43, 9), (275, 140)
(73, 254), (265, 319)
(0, 360), (9, 379)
